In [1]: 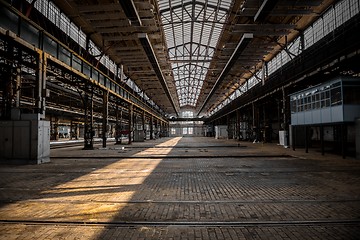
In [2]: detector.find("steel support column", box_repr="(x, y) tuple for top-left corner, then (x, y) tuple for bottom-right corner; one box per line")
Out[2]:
(128, 104), (133, 144)
(150, 115), (154, 140)
(0, 40), (14, 120)
(15, 67), (21, 108)
(83, 90), (94, 150)
(142, 111), (146, 140)
(115, 104), (122, 144)
(36, 51), (47, 118)
(236, 110), (240, 141)
(102, 90), (108, 148)
(154, 118), (158, 138)
(52, 117), (59, 140)
(282, 87), (288, 147)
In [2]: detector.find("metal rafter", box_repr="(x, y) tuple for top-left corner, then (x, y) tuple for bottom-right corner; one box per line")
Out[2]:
(45, 0), (339, 117)
(159, 0), (231, 108)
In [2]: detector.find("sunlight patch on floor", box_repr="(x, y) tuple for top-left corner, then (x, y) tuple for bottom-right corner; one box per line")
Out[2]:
(133, 137), (182, 156)
(0, 137), (183, 237)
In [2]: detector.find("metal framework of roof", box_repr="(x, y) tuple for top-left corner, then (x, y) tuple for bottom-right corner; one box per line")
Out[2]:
(158, 0), (232, 108)
(49, 0), (338, 118)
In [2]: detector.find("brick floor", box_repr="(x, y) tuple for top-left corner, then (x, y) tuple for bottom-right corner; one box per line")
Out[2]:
(0, 137), (360, 239)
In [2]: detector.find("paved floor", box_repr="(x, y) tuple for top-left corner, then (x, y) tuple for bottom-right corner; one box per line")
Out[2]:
(0, 137), (360, 239)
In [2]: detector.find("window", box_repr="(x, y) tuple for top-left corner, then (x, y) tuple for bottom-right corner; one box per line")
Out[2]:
(188, 127), (193, 135)
(182, 110), (194, 118)
(331, 86), (342, 106)
(290, 97), (297, 113)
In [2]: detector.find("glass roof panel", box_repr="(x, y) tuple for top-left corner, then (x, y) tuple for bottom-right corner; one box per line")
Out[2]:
(159, 0), (232, 107)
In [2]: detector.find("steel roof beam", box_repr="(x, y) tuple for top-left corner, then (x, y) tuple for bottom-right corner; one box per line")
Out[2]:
(159, 1), (229, 14)
(254, 0), (279, 22)
(119, 0), (142, 26)
(138, 33), (179, 116)
(197, 33), (253, 115)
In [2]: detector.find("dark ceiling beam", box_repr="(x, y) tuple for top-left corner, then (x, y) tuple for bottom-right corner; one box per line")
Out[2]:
(169, 59), (212, 63)
(119, 0), (142, 26)
(78, 4), (121, 12)
(82, 13), (125, 21)
(239, 9), (315, 17)
(254, 0), (279, 22)
(233, 23), (295, 30)
(232, 30), (291, 36)
(283, 1), (323, 7)
(197, 33), (253, 116)
(138, 33), (179, 116)
(168, 42), (215, 51)
(162, 20), (224, 26)
(159, 1), (229, 15)
(89, 20), (131, 28)
(103, 34), (162, 41)
(269, 9), (316, 16)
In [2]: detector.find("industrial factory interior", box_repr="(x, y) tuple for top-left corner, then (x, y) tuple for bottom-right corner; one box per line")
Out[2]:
(0, 0), (360, 239)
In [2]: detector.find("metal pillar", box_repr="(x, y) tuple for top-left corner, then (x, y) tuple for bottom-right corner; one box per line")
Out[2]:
(15, 67), (21, 108)
(167, 122), (170, 137)
(154, 118), (158, 138)
(277, 99), (281, 133)
(252, 102), (259, 142)
(75, 123), (79, 139)
(128, 104), (133, 144)
(102, 90), (108, 148)
(70, 121), (74, 140)
(0, 41), (14, 120)
(226, 114), (230, 139)
(115, 104), (122, 144)
(142, 111), (146, 140)
(70, 121), (79, 140)
(236, 110), (240, 141)
(150, 115), (154, 140)
(158, 121), (162, 138)
(36, 51), (47, 118)
(53, 117), (59, 140)
(282, 87), (288, 147)
(263, 104), (266, 142)
(83, 91), (94, 150)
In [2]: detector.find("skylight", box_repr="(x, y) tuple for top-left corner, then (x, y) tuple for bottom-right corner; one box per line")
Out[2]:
(159, 0), (232, 107)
